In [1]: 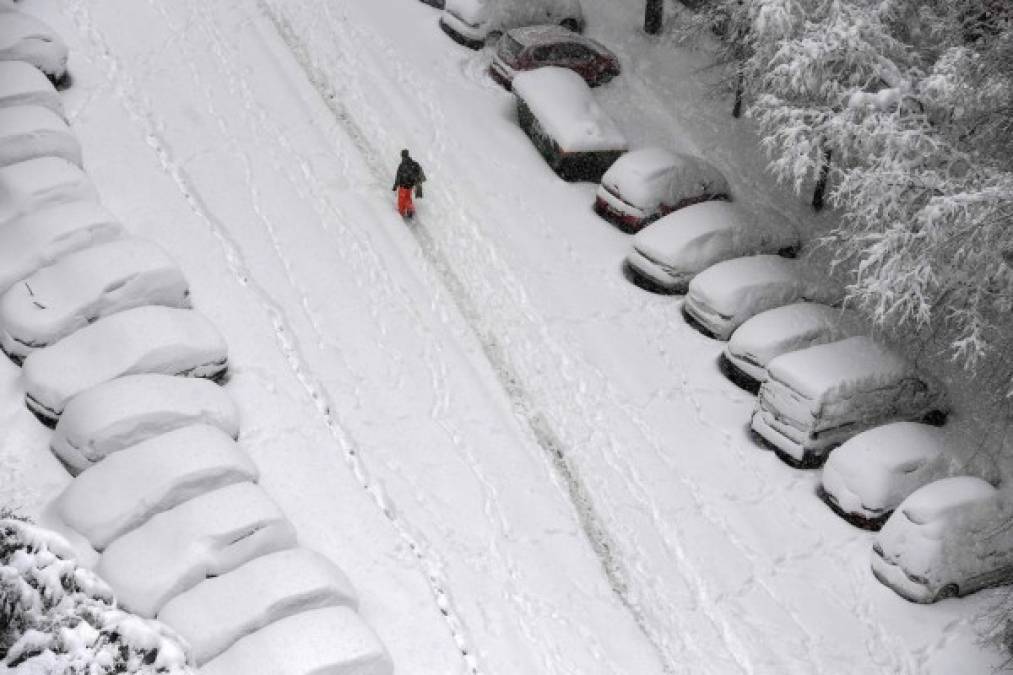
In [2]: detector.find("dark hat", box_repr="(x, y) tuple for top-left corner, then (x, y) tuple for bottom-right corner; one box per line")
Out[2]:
(401, 149), (410, 158)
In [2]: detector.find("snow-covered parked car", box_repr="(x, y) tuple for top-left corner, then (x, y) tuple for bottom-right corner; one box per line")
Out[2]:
(0, 237), (191, 362)
(158, 548), (359, 665)
(720, 302), (865, 392)
(21, 306), (229, 426)
(0, 61), (62, 116)
(513, 67), (627, 181)
(96, 481), (297, 617)
(871, 476), (1013, 603)
(682, 256), (843, 341)
(200, 607), (392, 675)
(751, 336), (948, 467)
(0, 105), (80, 169)
(0, 156), (97, 226)
(594, 148), (729, 232)
(440, 0), (583, 50)
(0, 11), (69, 83)
(0, 201), (123, 296)
(52, 373), (240, 474)
(820, 422), (1000, 530)
(56, 424), (258, 550)
(490, 26), (619, 90)
(624, 201), (800, 294)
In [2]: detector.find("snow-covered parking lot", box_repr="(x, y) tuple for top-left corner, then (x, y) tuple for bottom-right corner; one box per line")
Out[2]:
(3, 0), (1009, 672)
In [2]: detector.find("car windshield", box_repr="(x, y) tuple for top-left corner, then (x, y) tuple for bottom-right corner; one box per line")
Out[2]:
(499, 35), (525, 60)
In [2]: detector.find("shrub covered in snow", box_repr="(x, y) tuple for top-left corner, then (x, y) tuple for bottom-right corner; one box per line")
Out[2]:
(0, 514), (194, 672)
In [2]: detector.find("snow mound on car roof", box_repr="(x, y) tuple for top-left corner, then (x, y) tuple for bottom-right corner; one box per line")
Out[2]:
(158, 548), (358, 665)
(200, 607), (392, 675)
(0, 61), (62, 115)
(53, 373), (240, 473)
(513, 67), (627, 153)
(766, 336), (915, 401)
(633, 201), (744, 266)
(898, 476), (996, 526)
(0, 104), (81, 168)
(727, 302), (864, 367)
(602, 148), (728, 211)
(0, 157), (96, 225)
(0, 200), (122, 295)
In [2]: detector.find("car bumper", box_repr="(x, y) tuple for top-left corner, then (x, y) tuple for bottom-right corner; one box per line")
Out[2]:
(870, 552), (935, 603)
(624, 249), (688, 294)
(683, 296), (735, 340)
(718, 351), (763, 393)
(438, 15), (486, 50)
(25, 392), (60, 428)
(816, 484), (890, 531)
(750, 409), (824, 467)
(594, 189), (649, 232)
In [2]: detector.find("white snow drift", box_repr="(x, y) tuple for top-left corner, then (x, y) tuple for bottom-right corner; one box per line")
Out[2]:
(625, 201), (800, 292)
(200, 606), (392, 675)
(0, 104), (81, 169)
(97, 481), (297, 618)
(0, 201), (123, 296)
(0, 156), (97, 226)
(158, 547), (358, 665)
(0, 237), (191, 360)
(21, 305), (229, 425)
(722, 302), (865, 389)
(52, 373), (240, 474)
(683, 255), (842, 341)
(0, 60), (63, 116)
(56, 424), (258, 550)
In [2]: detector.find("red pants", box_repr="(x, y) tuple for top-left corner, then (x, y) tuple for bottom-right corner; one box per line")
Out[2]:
(397, 187), (415, 217)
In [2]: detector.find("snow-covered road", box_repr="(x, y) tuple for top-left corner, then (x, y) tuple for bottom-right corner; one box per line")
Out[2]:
(10, 0), (1005, 672)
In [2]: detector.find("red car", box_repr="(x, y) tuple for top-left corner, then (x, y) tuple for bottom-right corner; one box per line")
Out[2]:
(489, 25), (620, 90)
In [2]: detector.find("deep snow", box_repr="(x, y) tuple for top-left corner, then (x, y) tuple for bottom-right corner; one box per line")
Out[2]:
(1, 0), (1008, 672)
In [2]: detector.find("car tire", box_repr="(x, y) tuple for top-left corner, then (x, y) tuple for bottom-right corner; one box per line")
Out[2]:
(560, 18), (580, 32)
(922, 409), (948, 426)
(935, 584), (959, 601)
(777, 244), (800, 258)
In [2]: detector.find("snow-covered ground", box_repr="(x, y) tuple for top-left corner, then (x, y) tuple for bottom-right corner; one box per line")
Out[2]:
(2, 0), (1007, 672)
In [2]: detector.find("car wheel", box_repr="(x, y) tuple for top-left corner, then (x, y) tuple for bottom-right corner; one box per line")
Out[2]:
(935, 584), (959, 601)
(777, 244), (800, 258)
(560, 18), (580, 32)
(922, 409), (948, 426)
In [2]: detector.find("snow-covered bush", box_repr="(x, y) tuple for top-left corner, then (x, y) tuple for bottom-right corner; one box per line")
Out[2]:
(0, 514), (194, 673)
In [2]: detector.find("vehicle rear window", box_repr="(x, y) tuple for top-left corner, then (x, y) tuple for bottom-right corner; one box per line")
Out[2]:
(499, 35), (525, 60)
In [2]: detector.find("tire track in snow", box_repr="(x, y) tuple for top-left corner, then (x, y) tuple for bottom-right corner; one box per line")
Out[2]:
(65, 4), (480, 672)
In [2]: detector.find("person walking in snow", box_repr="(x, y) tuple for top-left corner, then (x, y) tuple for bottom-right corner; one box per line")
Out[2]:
(392, 149), (426, 219)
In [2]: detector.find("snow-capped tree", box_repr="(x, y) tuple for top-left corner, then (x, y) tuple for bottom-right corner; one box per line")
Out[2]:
(0, 514), (194, 673)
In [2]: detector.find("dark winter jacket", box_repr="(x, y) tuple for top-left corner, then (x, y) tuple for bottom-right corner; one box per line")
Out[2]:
(393, 157), (425, 190)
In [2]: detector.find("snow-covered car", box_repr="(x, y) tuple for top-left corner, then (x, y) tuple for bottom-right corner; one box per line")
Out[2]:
(0, 104), (80, 169)
(594, 148), (729, 232)
(158, 548), (358, 665)
(0, 156), (97, 226)
(56, 424), (259, 550)
(871, 476), (1013, 603)
(97, 481), (296, 617)
(21, 306), (229, 426)
(720, 302), (865, 392)
(489, 26), (619, 90)
(623, 201), (800, 294)
(0, 11), (69, 83)
(0, 201), (123, 296)
(200, 607), (392, 675)
(0, 61), (62, 116)
(0, 237), (191, 362)
(440, 0), (583, 50)
(682, 256), (843, 341)
(751, 336), (948, 467)
(52, 373), (240, 474)
(513, 67), (627, 181)
(819, 422), (1000, 529)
